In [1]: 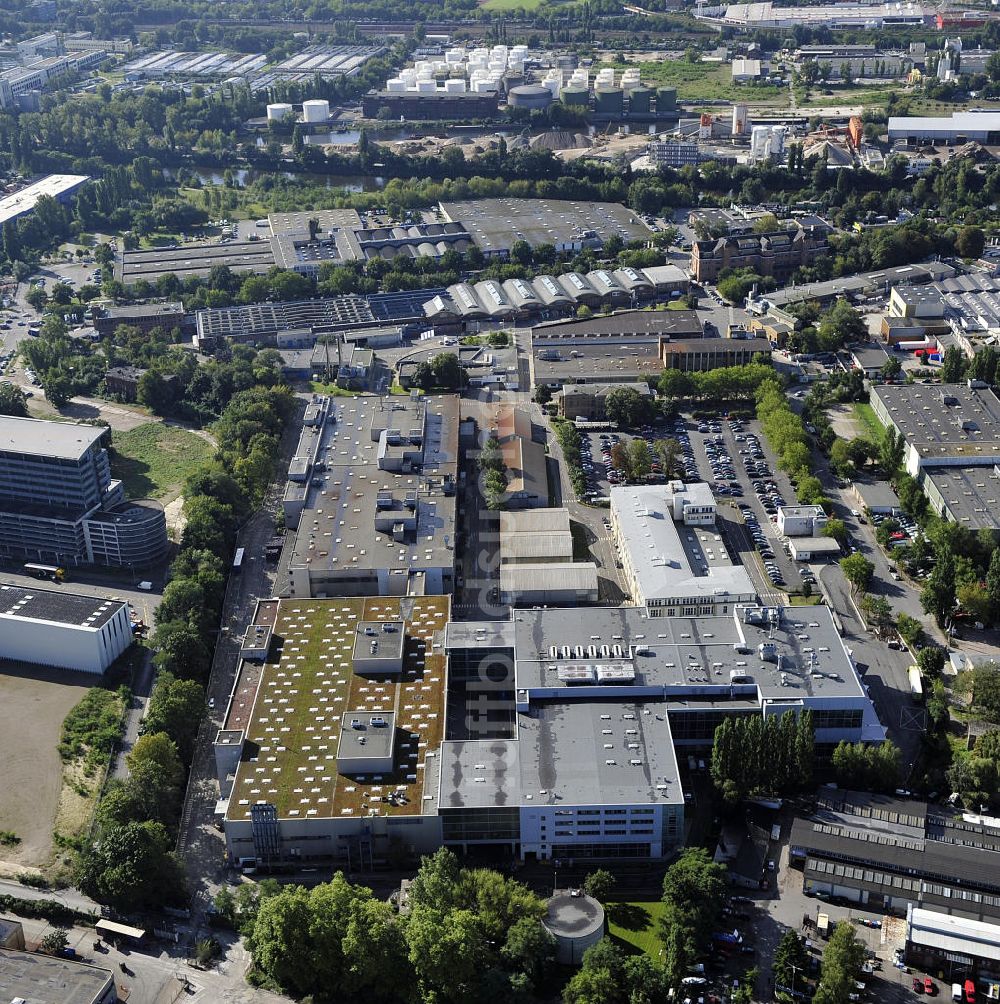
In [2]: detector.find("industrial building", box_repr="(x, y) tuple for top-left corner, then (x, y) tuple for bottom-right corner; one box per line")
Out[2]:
(0, 415), (168, 569)
(423, 265), (688, 327)
(791, 787), (1000, 925)
(647, 141), (700, 167)
(216, 591), (883, 867)
(437, 198), (650, 258)
(543, 892), (606, 965)
(93, 300), (188, 338)
(691, 227), (829, 283)
(118, 238), (276, 284)
(776, 504), (828, 537)
(362, 90), (500, 120)
(610, 482), (757, 616)
(888, 111), (1000, 144)
(905, 907), (1000, 987)
(0, 583), (132, 674)
(269, 45), (384, 80)
(122, 49), (268, 78)
(706, 2), (930, 30)
(660, 337), (771, 372)
(923, 465), (1000, 530)
(282, 394), (458, 598)
(787, 537), (842, 561)
(496, 406), (549, 510)
(869, 383), (1000, 477)
(0, 174), (88, 226)
(0, 947), (117, 1004)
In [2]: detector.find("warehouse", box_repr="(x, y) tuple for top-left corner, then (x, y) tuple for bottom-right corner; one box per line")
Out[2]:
(499, 562), (600, 606)
(119, 239), (276, 284)
(923, 465), (1000, 530)
(0, 582), (132, 674)
(888, 111), (1000, 145)
(707, 2), (929, 30)
(791, 787), (1000, 924)
(905, 907), (1000, 985)
(0, 174), (88, 226)
(438, 198), (650, 258)
(0, 948), (116, 1004)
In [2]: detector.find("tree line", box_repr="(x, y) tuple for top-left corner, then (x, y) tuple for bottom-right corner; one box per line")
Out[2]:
(711, 710), (815, 805)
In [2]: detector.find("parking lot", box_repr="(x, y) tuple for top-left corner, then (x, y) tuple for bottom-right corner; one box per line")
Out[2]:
(578, 425), (673, 499)
(683, 415), (805, 595)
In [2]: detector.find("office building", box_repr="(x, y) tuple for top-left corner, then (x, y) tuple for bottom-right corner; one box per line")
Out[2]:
(611, 482), (757, 616)
(660, 337), (771, 372)
(282, 394), (457, 598)
(0, 416), (168, 568)
(791, 787), (1000, 924)
(0, 947), (116, 1004)
(0, 582), (132, 674)
(690, 227), (828, 283)
(648, 141), (700, 167)
(559, 381), (654, 421)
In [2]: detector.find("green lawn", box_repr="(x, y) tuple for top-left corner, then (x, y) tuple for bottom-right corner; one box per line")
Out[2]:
(853, 402), (885, 441)
(608, 900), (666, 958)
(110, 422), (213, 503)
(600, 59), (786, 105)
(481, 0), (569, 10)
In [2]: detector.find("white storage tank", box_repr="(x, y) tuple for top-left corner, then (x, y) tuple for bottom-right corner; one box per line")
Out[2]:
(386, 78), (408, 93)
(542, 890), (605, 965)
(302, 99), (330, 123)
(444, 78), (467, 93)
(266, 102), (294, 122)
(416, 79), (438, 93)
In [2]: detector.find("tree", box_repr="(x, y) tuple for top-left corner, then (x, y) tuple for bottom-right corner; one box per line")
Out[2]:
(604, 386), (652, 428)
(879, 425), (905, 476)
(25, 286), (47, 311)
(816, 922), (868, 1004)
(897, 613), (924, 649)
(940, 345), (967, 383)
(142, 674), (205, 763)
(917, 646), (946, 679)
(860, 593), (892, 637)
(840, 553), (874, 596)
(659, 848), (727, 956)
(823, 517), (848, 546)
(40, 929), (69, 955)
(502, 916), (556, 988)
(0, 382), (27, 417)
(921, 550), (957, 625)
(959, 662), (1000, 722)
(880, 356), (902, 381)
(628, 438), (651, 481)
(137, 370), (175, 414)
(76, 820), (185, 910)
(654, 438), (683, 479)
(582, 869), (615, 903)
(987, 548), (1000, 621)
(956, 225), (986, 259)
(247, 885), (316, 997)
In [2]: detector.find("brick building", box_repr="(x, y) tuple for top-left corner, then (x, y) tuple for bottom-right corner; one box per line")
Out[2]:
(690, 227), (828, 283)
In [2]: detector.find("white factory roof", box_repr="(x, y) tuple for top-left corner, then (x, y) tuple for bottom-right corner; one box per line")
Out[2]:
(611, 484), (756, 603)
(907, 906), (1000, 963)
(0, 174), (88, 226)
(888, 112), (1000, 133)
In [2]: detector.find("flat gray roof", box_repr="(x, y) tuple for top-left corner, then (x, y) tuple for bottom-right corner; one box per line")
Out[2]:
(0, 415), (105, 461)
(0, 583), (125, 629)
(872, 383), (1000, 460)
(925, 465), (1000, 529)
(852, 476), (902, 511)
(516, 700), (683, 806)
(759, 262), (955, 308)
(510, 604), (878, 707)
(286, 395), (458, 576)
(533, 309), (702, 341)
(119, 239), (275, 282)
(533, 341), (665, 384)
(851, 341), (889, 368)
(499, 508), (571, 535)
(439, 198), (650, 254)
(0, 948), (114, 1004)
(351, 620), (406, 661)
(500, 562), (599, 593)
(544, 890), (605, 939)
(337, 710), (395, 761)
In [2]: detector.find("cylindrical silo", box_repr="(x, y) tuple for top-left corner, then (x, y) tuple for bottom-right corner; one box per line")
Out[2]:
(266, 103), (294, 122)
(508, 84), (554, 110)
(542, 891), (605, 966)
(560, 85), (590, 108)
(628, 85), (652, 115)
(656, 86), (677, 112)
(594, 85), (624, 117)
(302, 99), (330, 123)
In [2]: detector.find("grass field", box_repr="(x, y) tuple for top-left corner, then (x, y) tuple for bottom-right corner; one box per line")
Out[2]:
(481, 0), (572, 10)
(608, 900), (666, 957)
(853, 402), (886, 441)
(600, 59), (785, 105)
(111, 422), (214, 503)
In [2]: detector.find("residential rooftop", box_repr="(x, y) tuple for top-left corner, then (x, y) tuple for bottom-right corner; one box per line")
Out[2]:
(0, 414), (105, 461)
(438, 198), (650, 255)
(225, 595), (449, 823)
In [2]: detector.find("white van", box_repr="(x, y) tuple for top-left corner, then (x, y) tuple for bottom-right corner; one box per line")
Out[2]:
(953, 985), (963, 1002)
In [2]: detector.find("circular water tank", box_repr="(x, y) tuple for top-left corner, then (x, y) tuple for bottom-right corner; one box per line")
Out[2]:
(560, 85), (590, 107)
(542, 890), (605, 965)
(302, 99), (330, 123)
(266, 102), (294, 122)
(508, 84), (554, 110)
(657, 86), (677, 112)
(594, 85), (624, 116)
(629, 85), (653, 115)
